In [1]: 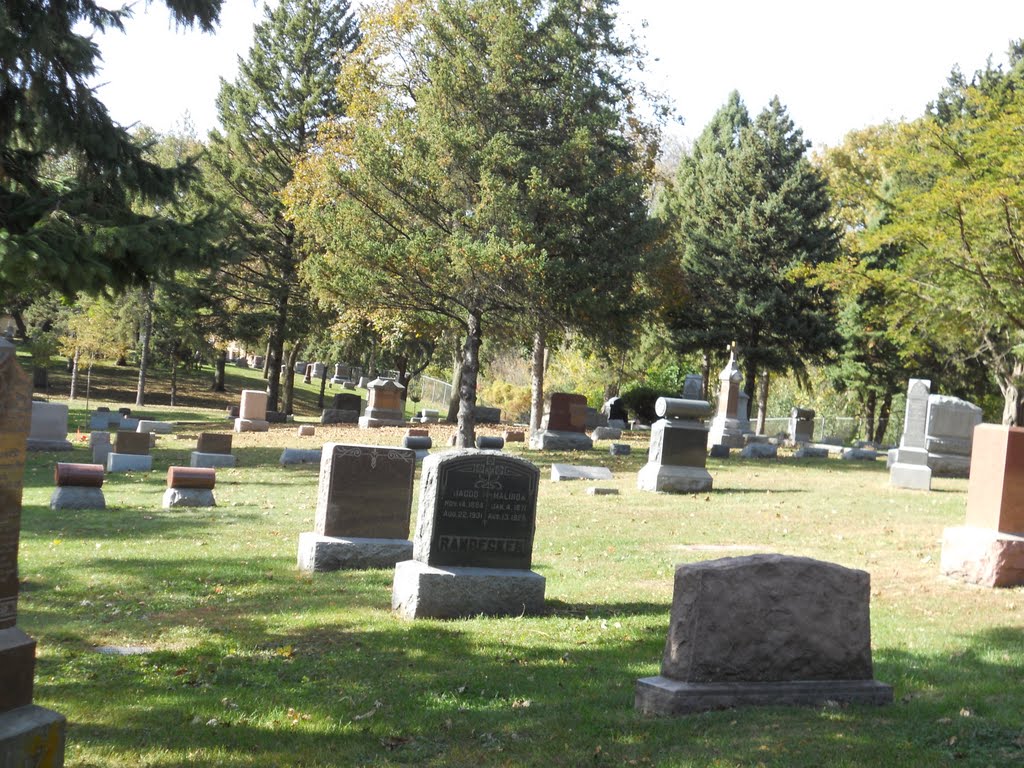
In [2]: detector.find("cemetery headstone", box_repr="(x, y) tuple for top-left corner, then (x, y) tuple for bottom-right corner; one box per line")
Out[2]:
(708, 444), (730, 459)
(297, 443), (416, 571)
(303, 364), (313, 384)
(940, 424), (1024, 587)
(0, 339), (67, 764)
(321, 393), (361, 425)
(591, 426), (622, 441)
(234, 389), (270, 433)
(476, 435), (504, 450)
(279, 448), (322, 466)
(638, 397), (714, 493)
(707, 347), (750, 449)
(358, 378), (407, 428)
(26, 402), (72, 451)
(925, 395), (983, 477)
(551, 464), (613, 481)
(393, 450), (544, 619)
(474, 406), (502, 424)
(529, 393), (593, 451)
(635, 554), (893, 715)
(136, 420), (172, 435)
(682, 374), (704, 400)
(741, 443), (778, 459)
(787, 407), (816, 444)
(163, 467), (216, 508)
(90, 431), (111, 467)
(415, 409), (440, 424)
(50, 463), (105, 510)
(297, 425), (316, 437)
(311, 362), (326, 379)
(191, 433), (236, 469)
(107, 430), (153, 473)
(602, 397), (629, 429)
(609, 443), (631, 456)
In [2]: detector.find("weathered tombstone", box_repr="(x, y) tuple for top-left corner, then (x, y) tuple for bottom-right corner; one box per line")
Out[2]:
(635, 555), (893, 715)
(163, 467), (216, 508)
(925, 394), (983, 478)
(251, 355), (265, 368)
(26, 402), (72, 451)
(402, 434), (432, 462)
(787, 407), (816, 445)
(709, 444), (730, 459)
(321, 393), (361, 425)
(392, 451), (544, 619)
(602, 397), (629, 430)
(609, 443), (631, 456)
(107, 430), (153, 473)
(358, 378), (406, 428)
(330, 363), (348, 385)
(297, 425), (316, 437)
(741, 443), (778, 459)
(279, 448), (322, 466)
(311, 362), (326, 379)
(297, 444), (416, 571)
(88, 411), (110, 430)
(707, 347), (750, 449)
(234, 389), (270, 433)
(551, 464), (613, 481)
(529, 393), (593, 451)
(0, 340), (67, 765)
(90, 431), (111, 467)
(416, 409), (440, 424)
(890, 380), (934, 492)
(474, 405), (502, 424)
(682, 374), (704, 400)
(591, 426), (621, 441)
(303, 364), (313, 384)
(136, 419), (172, 435)
(294, 361), (308, 375)
(638, 397), (713, 493)
(940, 424), (1024, 587)
(357, 375), (371, 388)
(191, 432), (236, 469)
(50, 463), (105, 510)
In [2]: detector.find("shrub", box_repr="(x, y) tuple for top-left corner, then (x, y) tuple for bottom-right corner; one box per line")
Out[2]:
(619, 385), (667, 425)
(479, 381), (532, 423)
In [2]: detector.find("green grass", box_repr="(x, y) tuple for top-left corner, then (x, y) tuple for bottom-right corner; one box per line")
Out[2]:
(12, 354), (1024, 766)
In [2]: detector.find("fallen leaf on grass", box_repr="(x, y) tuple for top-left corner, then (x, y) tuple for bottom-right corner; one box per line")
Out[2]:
(353, 700), (382, 721)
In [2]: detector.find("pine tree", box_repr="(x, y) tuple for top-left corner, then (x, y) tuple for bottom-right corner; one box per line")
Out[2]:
(205, 0), (359, 411)
(0, 0), (223, 296)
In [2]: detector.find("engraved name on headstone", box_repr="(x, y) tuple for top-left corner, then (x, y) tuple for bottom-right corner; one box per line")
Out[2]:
(314, 444), (415, 539)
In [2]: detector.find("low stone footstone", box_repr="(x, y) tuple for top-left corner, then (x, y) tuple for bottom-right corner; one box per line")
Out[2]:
(609, 443), (631, 456)
(940, 424), (1024, 587)
(638, 398), (713, 493)
(476, 436), (504, 450)
(297, 443), (416, 572)
(297, 425), (315, 437)
(841, 448), (878, 461)
(551, 464), (613, 481)
(591, 426), (622, 441)
(234, 389), (269, 433)
(163, 466), (216, 508)
(136, 420), (172, 435)
(403, 435), (432, 462)
(0, 339), (68, 764)
(529, 393), (593, 451)
(107, 453), (153, 473)
(740, 443), (778, 459)
(794, 446), (829, 459)
(190, 452), (236, 469)
(392, 451), (544, 619)
(26, 401), (72, 451)
(358, 379), (407, 428)
(635, 555), (893, 715)
(280, 448), (322, 466)
(226, 406), (239, 419)
(503, 430), (525, 443)
(708, 444), (729, 459)
(50, 463), (106, 510)
(587, 487), (619, 496)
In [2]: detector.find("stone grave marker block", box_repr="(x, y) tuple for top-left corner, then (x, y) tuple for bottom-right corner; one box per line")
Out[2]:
(314, 444), (415, 539)
(197, 433), (233, 455)
(115, 430), (151, 455)
(545, 393), (588, 432)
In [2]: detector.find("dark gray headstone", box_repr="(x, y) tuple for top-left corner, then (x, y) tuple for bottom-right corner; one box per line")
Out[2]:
(197, 433), (232, 455)
(115, 430), (151, 455)
(332, 393), (362, 412)
(414, 451), (539, 570)
(314, 444), (415, 539)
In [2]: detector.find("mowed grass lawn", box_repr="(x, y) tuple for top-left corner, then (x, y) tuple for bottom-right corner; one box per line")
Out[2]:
(15, 404), (1024, 767)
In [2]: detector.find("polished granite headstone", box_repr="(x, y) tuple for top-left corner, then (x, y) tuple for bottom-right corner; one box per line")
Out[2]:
(638, 397), (713, 493)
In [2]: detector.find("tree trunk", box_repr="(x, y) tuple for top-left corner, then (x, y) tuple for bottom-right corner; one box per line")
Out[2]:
(755, 369), (769, 435)
(11, 310), (26, 339)
(396, 356), (410, 404)
(136, 286), (153, 407)
(262, 340), (272, 378)
(863, 390), (877, 444)
(446, 350), (463, 424)
(212, 349), (227, 392)
(283, 344), (301, 416)
(69, 347), (80, 400)
(700, 351), (711, 401)
(529, 329), (546, 435)
(456, 311), (482, 448)
(874, 391), (893, 444)
(368, 337), (378, 378)
(170, 355), (178, 407)
(317, 365), (328, 409)
(266, 294), (289, 411)
(1001, 372), (1024, 425)
(742, 365), (756, 421)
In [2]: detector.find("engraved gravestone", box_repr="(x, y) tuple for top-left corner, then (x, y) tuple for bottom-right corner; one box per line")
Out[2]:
(0, 339), (66, 764)
(393, 451), (545, 618)
(890, 379), (932, 490)
(530, 393), (594, 450)
(298, 444), (415, 571)
(115, 430), (151, 455)
(197, 433), (233, 455)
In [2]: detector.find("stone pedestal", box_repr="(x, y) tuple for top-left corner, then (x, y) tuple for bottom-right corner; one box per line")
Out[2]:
(638, 399), (713, 493)
(136, 420), (172, 434)
(392, 560), (545, 619)
(528, 430), (593, 451)
(889, 448), (931, 490)
(106, 453), (153, 473)
(234, 418), (269, 433)
(638, 464), (712, 493)
(190, 451), (237, 469)
(162, 488), (216, 508)
(297, 533), (413, 572)
(358, 378), (406, 428)
(0, 704), (66, 767)
(635, 678), (895, 715)
(49, 487), (105, 510)
(940, 526), (1024, 587)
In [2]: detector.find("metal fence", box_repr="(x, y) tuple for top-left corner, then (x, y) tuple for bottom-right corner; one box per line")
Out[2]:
(761, 416), (860, 443)
(410, 375), (453, 409)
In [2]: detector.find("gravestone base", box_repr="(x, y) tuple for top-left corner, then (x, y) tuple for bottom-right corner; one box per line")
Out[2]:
(890, 461), (931, 491)
(162, 488), (216, 508)
(940, 526), (1024, 587)
(136, 420), (172, 434)
(637, 464), (712, 493)
(234, 418), (269, 433)
(280, 448), (322, 466)
(297, 532), (413, 572)
(25, 438), (73, 452)
(320, 409), (359, 425)
(49, 486), (105, 510)
(91, 444), (111, 466)
(634, 677), (894, 716)
(528, 430), (593, 451)
(190, 451), (236, 469)
(106, 453), (153, 473)
(707, 417), (746, 449)
(928, 454), (971, 478)
(392, 560), (545, 619)
(357, 415), (407, 428)
(0, 704), (67, 767)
